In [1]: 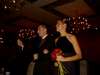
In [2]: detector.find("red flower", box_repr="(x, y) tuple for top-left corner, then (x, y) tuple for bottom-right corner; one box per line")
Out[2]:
(51, 48), (63, 61)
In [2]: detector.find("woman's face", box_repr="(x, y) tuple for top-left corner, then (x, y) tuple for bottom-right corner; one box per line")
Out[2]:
(56, 20), (67, 32)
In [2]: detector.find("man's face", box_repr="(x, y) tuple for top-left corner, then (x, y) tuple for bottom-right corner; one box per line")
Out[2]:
(37, 25), (47, 37)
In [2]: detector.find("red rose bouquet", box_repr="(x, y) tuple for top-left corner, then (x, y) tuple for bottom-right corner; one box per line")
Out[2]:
(51, 48), (63, 61)
(51, 48), (69, 75)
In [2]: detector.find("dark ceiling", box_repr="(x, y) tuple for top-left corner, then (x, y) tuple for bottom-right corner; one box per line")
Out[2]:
(0, 0), (98, 25)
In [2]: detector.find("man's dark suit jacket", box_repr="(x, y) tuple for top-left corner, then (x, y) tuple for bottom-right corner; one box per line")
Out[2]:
(33, 35), (55, 75)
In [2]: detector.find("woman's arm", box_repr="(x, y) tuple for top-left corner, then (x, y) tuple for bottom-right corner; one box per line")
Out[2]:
(57, 35), (82, 62)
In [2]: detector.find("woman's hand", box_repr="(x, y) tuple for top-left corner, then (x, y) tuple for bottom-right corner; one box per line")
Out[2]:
(56, 55), (65, 62)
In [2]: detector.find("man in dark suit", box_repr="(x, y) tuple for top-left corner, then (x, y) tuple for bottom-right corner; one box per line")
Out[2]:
(33, 24), (55, 75)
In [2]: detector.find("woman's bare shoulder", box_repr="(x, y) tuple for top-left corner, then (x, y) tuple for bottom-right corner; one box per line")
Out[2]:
(67, 33), (75, 38)
(67, 33), (77, 41)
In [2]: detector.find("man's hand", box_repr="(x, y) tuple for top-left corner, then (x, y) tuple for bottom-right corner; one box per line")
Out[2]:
(43, 49), (49, 54)
(33, 53), (38, 60)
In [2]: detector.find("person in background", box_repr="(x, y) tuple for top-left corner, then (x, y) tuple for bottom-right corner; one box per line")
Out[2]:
(16, 29), (37, 75)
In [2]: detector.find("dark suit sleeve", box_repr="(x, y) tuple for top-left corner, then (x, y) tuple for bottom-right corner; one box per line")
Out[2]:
(39, 36), (55, 57)
(47, 37), (55, 53)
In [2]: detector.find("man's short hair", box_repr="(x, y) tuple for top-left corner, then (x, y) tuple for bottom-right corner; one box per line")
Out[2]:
(38, 24), (50, 33)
